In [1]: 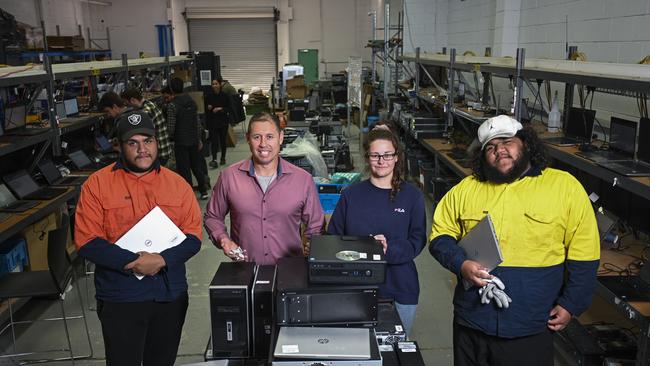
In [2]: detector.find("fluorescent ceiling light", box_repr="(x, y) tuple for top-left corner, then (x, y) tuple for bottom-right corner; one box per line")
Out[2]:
(80, 0), (112, 6)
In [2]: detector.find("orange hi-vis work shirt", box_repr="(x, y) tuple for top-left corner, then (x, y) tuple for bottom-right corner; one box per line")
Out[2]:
(75, 163), (202, 247)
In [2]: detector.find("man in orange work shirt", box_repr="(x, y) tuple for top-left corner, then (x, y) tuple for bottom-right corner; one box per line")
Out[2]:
(74, 110), (202, 366)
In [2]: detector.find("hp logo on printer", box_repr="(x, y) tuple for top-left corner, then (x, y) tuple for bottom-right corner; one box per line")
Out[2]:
(317, 338), (330, 344)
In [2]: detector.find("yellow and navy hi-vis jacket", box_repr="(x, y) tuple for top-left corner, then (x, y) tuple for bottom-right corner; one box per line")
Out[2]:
(429, 167), (600, 338)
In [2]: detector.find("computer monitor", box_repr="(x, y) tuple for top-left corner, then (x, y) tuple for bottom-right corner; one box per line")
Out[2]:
(566, 107), (596, 141)
(3, 105), (26, 131)
(64, 98), (78, 116)
(638, 117), (650, 163)
(609, 117), (636, 155)
(95, 135), (113, 153)
(55, 102), (67, 120)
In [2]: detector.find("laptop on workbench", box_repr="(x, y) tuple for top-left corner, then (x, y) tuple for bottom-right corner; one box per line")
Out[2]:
(37, 159), (87, 186)
(597, 118), (650, 177)
(543, 107), (595, 146)
(0, 183), (39, 212)
(576, 117), (636, 162)
(2, 170), (68, 201)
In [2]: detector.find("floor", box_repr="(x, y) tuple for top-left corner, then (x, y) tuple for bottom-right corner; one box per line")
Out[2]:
(0, 119), (455, 365)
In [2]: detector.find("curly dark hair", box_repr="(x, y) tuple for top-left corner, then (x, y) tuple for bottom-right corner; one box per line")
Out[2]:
(471, 125), (548, 182)
(363, 128), (405, 201)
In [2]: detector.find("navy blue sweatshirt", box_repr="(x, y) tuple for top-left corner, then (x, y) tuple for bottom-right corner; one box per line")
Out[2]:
(327, 180), (426, 304)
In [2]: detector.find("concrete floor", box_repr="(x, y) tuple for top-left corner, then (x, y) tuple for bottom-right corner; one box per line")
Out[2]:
(0, 120), (455, 365)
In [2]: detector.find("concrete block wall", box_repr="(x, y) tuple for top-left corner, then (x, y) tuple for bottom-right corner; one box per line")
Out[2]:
(447, 0), (497, 55)
(404, 0), (650, 126)
(518, 0), (650, 63)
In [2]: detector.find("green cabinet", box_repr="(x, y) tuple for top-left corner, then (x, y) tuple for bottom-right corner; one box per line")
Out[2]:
(298, 49), (318, 86)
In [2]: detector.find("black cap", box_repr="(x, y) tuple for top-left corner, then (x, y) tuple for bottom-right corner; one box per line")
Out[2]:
(115, 110), (155, 142)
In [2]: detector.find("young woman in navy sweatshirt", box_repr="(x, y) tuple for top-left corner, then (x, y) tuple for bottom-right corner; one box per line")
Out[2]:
(327, 127), (427, 336)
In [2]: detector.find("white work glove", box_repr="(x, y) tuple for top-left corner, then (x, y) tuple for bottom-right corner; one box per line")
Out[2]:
(478, 276), (512, 309)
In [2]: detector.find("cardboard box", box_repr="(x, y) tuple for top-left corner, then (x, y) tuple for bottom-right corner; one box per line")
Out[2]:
(285, 75), (305, 89)
(188, 91), (205, 114)
(72, 36), (85, 51)
(226, 126), (236, 147)
(21, 213), (58, 271)
(174, 69), (191, 82)
(287, 86), (307, 99)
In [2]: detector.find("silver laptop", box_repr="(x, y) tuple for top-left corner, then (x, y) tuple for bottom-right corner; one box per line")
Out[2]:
(273, 327), (371, 359)
(458, 214), (503, 289)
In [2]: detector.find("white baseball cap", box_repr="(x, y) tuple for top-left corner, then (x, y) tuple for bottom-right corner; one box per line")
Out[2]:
(477, 115), (523, 150)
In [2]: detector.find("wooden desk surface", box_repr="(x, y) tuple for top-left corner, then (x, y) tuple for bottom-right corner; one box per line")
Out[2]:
(421, 138), (472, 177)
(599, 240), (650, 317)
(0, 187), (77, 243)
(544, 143), (650, 187)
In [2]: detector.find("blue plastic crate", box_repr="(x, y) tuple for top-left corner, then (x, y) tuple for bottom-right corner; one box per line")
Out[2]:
(330, 172), (362, 185)
(0, 238), (28, 277)
(319, 193), (341, 214)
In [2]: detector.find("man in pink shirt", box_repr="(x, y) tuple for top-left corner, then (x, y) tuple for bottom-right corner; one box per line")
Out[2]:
(204, 112), (325, 265)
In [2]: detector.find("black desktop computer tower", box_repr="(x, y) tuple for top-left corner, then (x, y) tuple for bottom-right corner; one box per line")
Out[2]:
(209, 262), (256, 358)
(252, 264), (276, 359)
(275, 257), (378, 326)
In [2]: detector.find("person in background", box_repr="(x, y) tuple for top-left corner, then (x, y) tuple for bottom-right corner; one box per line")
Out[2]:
(327, 127), (426, 336)
(204, 112), (325, 265)
(98, 91), (129, 147)
(121, 87), (173, 166)
(162, 79), (209, 199)
(429, 115), (600, 365)
(74, 110), (202, 366)
(204, 78), (232, 168)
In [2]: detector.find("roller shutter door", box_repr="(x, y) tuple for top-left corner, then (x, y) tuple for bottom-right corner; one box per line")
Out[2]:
(188, 17), (276, 93)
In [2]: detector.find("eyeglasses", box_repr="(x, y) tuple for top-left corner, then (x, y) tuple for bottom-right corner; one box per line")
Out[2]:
(367, 152), (397, 161)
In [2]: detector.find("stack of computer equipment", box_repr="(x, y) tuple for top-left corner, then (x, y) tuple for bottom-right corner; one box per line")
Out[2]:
(208, 262), (277, 361)
(271, 235), (388, 365)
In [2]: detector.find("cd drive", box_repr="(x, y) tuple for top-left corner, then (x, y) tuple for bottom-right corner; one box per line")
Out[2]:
(308, 235), (387, 285)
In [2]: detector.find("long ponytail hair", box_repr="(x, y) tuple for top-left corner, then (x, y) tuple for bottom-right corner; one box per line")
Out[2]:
(363, 127), (405, 201)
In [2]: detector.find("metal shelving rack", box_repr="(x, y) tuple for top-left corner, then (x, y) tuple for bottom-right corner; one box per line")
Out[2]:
(0, 54), (193, 159)
(400, 46), (650, 365)
(368, 3), (404, 111)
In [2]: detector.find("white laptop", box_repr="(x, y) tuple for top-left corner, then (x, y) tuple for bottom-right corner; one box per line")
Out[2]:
(273, 327), (371, 359)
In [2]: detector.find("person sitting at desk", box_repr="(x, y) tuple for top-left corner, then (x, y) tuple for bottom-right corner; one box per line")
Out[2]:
(327, 127), (426, 336)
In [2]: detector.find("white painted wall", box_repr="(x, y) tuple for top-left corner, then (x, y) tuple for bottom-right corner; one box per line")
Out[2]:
(171, 0), (189, 55)
(289, 0), (374, 78)
(2, 1), (40, 28)
(101, 0), (166, 58)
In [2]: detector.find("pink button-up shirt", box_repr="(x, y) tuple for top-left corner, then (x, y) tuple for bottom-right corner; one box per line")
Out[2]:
(204, 158), (325, 265)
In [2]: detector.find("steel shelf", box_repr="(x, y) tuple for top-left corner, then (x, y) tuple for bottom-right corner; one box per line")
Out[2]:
(545, 145), (650, 201)
(59, 115), (103, 135)
(0, 129), (54, 158)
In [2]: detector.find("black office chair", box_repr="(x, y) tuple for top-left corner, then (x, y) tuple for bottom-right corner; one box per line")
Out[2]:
(0, 215), (93, 364)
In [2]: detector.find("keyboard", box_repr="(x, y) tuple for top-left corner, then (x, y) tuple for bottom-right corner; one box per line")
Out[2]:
(23, 186), (68, 200)
(57, 176), (86, 185)
(598, 275), (650, 301)
(0, 200), (39, 212)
